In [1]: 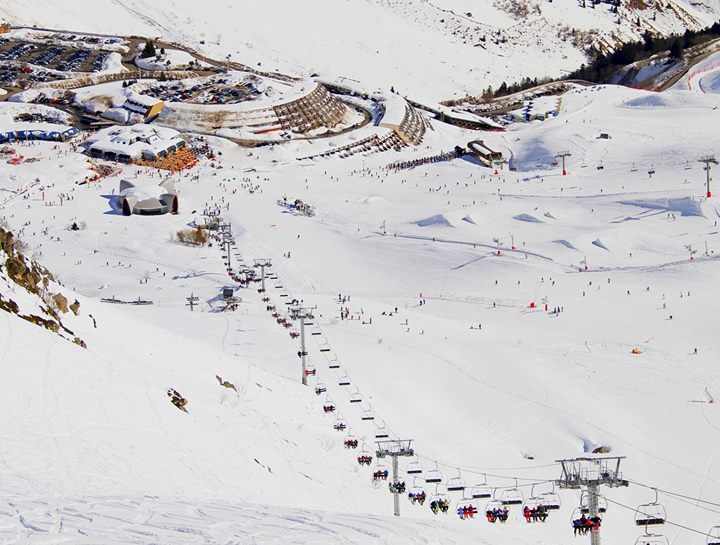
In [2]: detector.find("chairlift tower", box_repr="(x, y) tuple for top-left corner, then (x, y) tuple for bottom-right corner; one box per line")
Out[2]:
(253, 258), (272, 292)
(556, 457), (629, 545)
(376, 439), (415, 517)
(220, 223), (233, 271)
(290, 306), (314, 386)
(699, 155), (718, 198)
(556, 151), (572, 176)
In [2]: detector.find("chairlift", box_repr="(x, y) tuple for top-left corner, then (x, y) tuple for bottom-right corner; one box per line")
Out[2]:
(425, 462), (444, 484)
(375, 427), (390, 440)
(707, 526), (720, 545)
(500, 479), (524, 505)
(635, 489), (666, 526)
(361, 407), (375, 421)
(314, 382), (326, 395)
(430, 483), (449, 503)
(311, 327), (322, 336)
(372, 460), (390, 482)
(580, 491), (607, 513)
(447, 469), (466, 492)
(540, 482), (562, 510)
(333, 417), (347, 431)
(406, 457), (423, 475)
(349, 391), (362, 403)
(320, 344), (331, 353)
(634, 523), (669, 545)
(409, 479), (427, 505)
(328, 359), (341, 369)
(471, 474), (492, 498)
(456, 496), (480, 520)
(304, 364), (316, 377)
(338, 375), (351, 386)
(523, 484), (543, 511)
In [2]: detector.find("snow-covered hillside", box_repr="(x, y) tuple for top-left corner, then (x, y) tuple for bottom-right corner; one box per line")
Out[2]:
(1, 4), (720, 545)
(1, 0), (719, 101)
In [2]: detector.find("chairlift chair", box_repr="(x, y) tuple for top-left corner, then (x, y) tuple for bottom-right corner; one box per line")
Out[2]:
(338, 376), (351, 386)
(707, 526), (720, 545)
(447, 469), (466, 492)
(470, 474), (492, 498)
(406, 457), (423, 475)
(320, 344), (331, 353)
(485, 498), (505, 515)
(635, 489), (666, 526)
(328, 359), (341, 369)
(634, 523), (669, 545)
(375, 427), (389, 440)
(333, 417), (347, 431)
(409, 480), (427, 505)
(314, 382), (326, 395)
(501, 479), (524, 505)
(456, 496), (480, 520)
(311, 326), (322, 336)
(539, 482), (561, 510)
(580, 491), (607, 513)
(425, 462), (444, 484)
(349, 391), (362, 403)
(430, 483), (449, 503)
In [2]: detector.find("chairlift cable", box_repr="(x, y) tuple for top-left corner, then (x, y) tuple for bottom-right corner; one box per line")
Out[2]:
(626, 479), (720, 509)
(593, 492), (716, 539)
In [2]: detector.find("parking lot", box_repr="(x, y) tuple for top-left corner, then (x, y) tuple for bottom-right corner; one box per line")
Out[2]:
(139, 76), (263, 105)
(0, 39), (112, 73)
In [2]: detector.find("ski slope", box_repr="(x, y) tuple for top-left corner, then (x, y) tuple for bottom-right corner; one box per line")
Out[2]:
(0, 4), (720, 544)
(1, 77), (720, 544)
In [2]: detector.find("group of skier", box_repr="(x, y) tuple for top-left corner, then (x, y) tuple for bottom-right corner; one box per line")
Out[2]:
(523, 504), (549, 523)
(486, 507), (510, 523)
(572, 514), (602, 535)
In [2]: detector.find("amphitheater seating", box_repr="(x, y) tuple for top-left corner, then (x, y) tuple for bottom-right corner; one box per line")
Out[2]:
(273, 84), (346, 134)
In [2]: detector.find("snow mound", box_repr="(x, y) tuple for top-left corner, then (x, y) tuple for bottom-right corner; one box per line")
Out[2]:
(622, 91), (710, 110)
(592, 238), (609, 251)
(618, 197), (705, 217)
(553, 239), (578, 251)
(461, 214), (476, 225)
(414, 214), (453, 227)
(513, 213), (544, 223)
(358, 195), (389, 205)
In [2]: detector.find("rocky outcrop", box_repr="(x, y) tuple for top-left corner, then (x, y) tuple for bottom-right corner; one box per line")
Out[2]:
(0, 226), (87, 347)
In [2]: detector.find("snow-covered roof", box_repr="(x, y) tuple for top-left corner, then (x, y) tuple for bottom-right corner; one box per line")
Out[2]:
(86, 123), (183, 158)
(379, 94), (409, 128)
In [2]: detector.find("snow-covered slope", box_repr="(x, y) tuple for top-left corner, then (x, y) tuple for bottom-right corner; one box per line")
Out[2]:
(1, 0), (718, 101)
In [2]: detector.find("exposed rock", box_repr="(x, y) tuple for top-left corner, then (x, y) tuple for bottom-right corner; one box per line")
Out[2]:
(70, 299), (81, 316)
